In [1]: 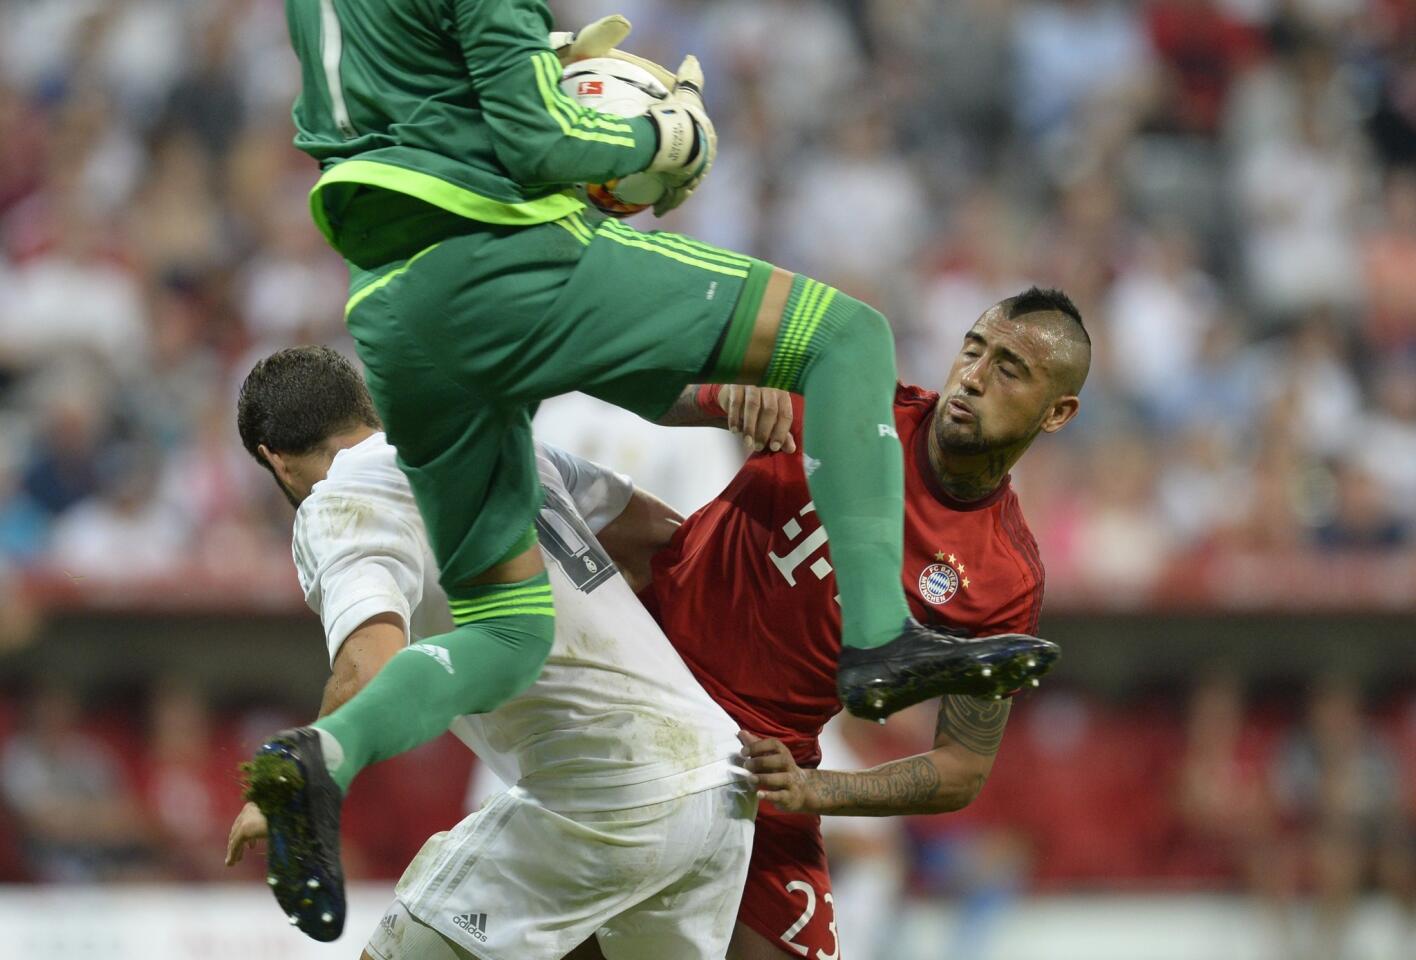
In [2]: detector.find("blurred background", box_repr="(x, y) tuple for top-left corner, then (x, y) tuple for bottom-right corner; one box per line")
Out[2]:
(0, 0), (1413, 957)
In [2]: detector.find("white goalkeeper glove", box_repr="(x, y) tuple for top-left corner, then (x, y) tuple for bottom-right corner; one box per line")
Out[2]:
(549, 17), (714, 216)
(550, 14), (632, 65)
(549, 14), (677, 88)
(644, 55), (716, 216)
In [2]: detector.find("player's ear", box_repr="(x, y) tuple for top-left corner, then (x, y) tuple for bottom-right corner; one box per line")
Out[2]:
(259, 444), (293, 483)
(1039, 395), (1079, 434)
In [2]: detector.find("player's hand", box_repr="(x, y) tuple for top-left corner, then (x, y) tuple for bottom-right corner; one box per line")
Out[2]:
(225, 801), (268, 866)
(646, 56), (716, 215)
(720, 386), (796, 454)
(550, 14), (632, 66)
(739, 731), (812, 813)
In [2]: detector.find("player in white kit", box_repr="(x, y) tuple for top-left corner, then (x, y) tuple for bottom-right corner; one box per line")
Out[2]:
(227, 346), (755, 959)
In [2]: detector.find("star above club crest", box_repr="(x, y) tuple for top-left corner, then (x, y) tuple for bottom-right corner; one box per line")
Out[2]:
(957, 562), (966, 573)
(934, 550), (947, 561)
(947, 553), (957, 565)
(962, 577), (971, 588)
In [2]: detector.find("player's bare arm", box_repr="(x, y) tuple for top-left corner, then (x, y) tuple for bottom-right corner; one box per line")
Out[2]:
(743, 694), (1009, 817)
(594, 488), (682, 593)
(658, 383), (797, 454)
(317, 614), (405, 716)
(225, 614), (404, 867)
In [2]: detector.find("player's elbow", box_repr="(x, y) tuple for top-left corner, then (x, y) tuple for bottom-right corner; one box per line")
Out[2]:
(486, 124), (591, 187)
(346, 656), (388, 691)
(934, 772), (988, 813)
(491, 132), (557, 186)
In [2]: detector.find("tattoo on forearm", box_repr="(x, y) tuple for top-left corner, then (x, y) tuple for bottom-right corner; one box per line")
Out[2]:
(936, 695), (1011, 756)
(807, 757), (944, 815)
(656, 385), (712, 426)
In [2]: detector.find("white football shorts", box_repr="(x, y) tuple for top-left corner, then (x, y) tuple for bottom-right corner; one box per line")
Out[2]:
(364, 783), (755, 960)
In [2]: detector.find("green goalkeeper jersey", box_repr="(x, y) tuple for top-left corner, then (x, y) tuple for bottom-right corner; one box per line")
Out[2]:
(285, 0), (657, 252)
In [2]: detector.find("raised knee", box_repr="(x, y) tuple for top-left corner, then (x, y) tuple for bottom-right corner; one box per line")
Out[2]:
(453, 611), (555, 713)
(835, 294), (891, 342)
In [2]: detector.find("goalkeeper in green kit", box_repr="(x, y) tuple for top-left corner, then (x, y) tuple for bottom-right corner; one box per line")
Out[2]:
(244, 1), (1059, 940)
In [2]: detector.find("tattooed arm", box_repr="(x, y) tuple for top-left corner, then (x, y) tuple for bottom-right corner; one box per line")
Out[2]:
(656, 384), (719, 427)
(743, 696), (1011, 816)
(656, 384), (797, 453)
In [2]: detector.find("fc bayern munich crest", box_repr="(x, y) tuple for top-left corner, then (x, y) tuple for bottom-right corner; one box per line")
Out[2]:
(918, 562), (961, 605)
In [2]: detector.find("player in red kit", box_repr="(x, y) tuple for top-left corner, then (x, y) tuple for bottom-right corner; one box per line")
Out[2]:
(633, 286), (1092, 959)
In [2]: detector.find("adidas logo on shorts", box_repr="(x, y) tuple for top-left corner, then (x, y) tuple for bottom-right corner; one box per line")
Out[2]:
(453, 912), (488, 942)
(409, 643), (455, 675)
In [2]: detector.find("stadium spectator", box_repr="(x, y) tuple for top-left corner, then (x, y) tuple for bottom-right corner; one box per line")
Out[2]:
(140, 678), (241, 881)
(0, 684), (155, 881)
(1011, 0), (1156, 152)
(1169, 672), (1276, 884)
(1145, 0), (1266, 137)
(47, 441), (189, 583)
(1268, 677), (1411, 959)
(1360, 169), (1416, 354)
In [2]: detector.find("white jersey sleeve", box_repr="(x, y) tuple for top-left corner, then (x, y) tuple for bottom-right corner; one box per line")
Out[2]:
(536, 442), (633, 534)
(293, 493), (425, 665)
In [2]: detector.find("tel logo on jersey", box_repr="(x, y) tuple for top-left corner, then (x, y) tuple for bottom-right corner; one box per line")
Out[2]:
(918, 562), (960, 605)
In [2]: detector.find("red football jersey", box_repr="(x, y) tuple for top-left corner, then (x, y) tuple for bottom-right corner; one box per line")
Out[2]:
(642, 384), (1044, 767)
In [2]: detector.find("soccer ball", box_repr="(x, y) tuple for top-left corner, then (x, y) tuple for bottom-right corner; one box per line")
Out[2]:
(560, 57), (669, 217)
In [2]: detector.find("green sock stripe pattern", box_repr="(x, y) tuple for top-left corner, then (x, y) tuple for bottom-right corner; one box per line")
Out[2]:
(451, 605), (556, 625)
(764, 277), (841, 391)
(448, 582), (552, 609)
(775, 280), (828, 389)
(787, 286), (837, 387)
(761, 277), (814, 389)
(447, 581), (553, 622)
(447, 591), (552, 620)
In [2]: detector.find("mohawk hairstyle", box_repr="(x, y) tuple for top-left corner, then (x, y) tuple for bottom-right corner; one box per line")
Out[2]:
(237, 346), (380, 468)
(1001, 286), (1089, 346)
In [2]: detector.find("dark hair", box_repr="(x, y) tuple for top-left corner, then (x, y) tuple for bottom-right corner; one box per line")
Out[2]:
(236, 346), (380, 467)
(1001, 286), (1089, 346)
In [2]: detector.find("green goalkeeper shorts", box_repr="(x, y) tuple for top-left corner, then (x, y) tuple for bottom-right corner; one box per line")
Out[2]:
(343, 208), (773, 589)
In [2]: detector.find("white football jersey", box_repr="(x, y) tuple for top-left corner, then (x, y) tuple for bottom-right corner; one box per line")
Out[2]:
(293, 433), (743, 812)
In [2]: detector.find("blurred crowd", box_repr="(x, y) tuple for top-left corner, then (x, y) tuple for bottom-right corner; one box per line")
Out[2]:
(0, 680), (474, 885)
(0, 675), (1411, 957)
(0, 0), (1415, 604)
(1, 2), (1414, 955)
(827, 672), (1416, 958)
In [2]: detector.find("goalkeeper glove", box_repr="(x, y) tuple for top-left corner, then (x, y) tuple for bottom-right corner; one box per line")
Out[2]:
(549, 18), (714, 216)
(549, 14), (632, 65)
(549, 14), (676, 88)
(645, 55), (716, 216)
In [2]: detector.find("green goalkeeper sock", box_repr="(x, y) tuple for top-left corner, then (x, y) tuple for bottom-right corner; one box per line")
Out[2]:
(763, 278), (911, 650)
(311, 573), (555, 792)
